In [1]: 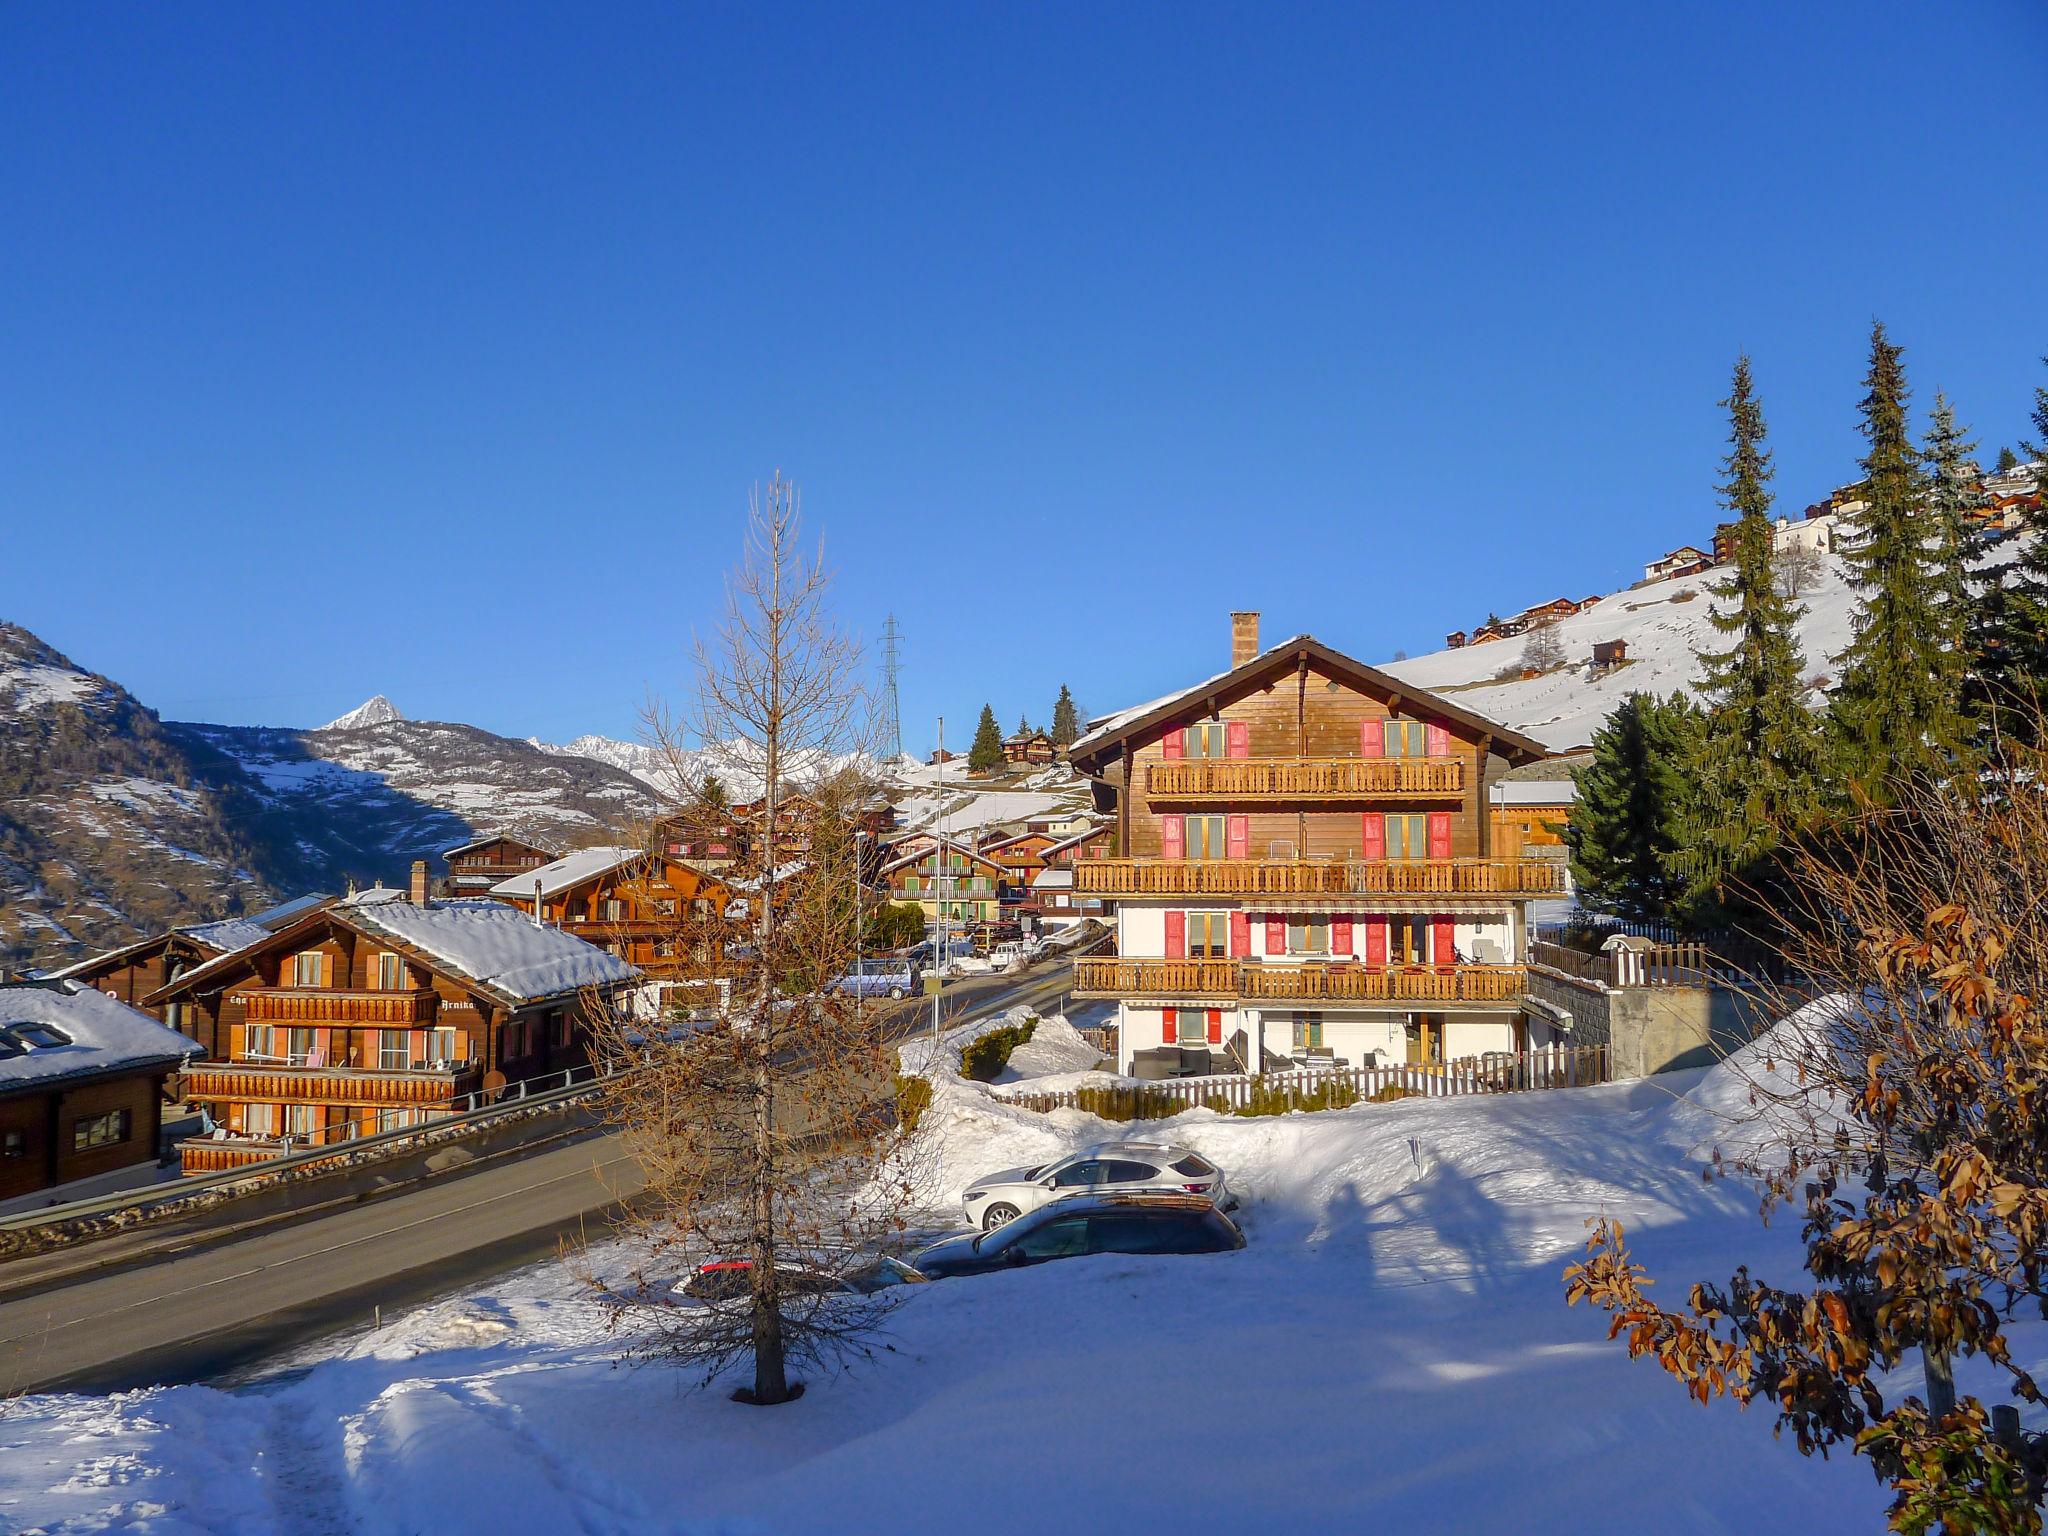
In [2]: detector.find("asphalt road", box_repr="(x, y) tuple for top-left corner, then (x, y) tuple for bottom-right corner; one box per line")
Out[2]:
(0, 958), (1087, 1396)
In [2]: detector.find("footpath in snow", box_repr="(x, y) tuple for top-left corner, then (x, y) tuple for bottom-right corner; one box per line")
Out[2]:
(0, 1010), (1934, 1535)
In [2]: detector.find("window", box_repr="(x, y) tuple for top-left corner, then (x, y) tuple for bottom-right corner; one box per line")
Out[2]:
(287, 1027), (316, 1066)
(376, 1107), (419, 1134)
(377, 952), (408, 991)
(555, 1012), (573, 1049)
(1101, 1160), (1160, 1184)
(244, 1103), (279, 1137)
(1389, 915), (1429, 965)
(1186, 911), (1229, 958)
(73, 1108), (131, 1151)
(1172, 1152), (1218, 1177)
(284, 1104), (317, 1138)
(601, 899), (625, 921)
(1286, 918), (1330, 954)
(1185, 816), (1227, 861)
(245, 1022), (278, 1061)
(1184, 722), (1226, 759)
(1382, 720), (1426, 758)
(12, 1023), (69, 1049)
(1010, 1216), (1092, 1261)
(380, 1030), (411, 1070)
(1088, 1212), (1197, 1255)
(293, 951), (323, 987)
(1384, 814), (1428, 859)
(2, 1130), (24, 1158)
(426, 1028), (462, 1068)
(1291, 1013), (1325, 1051)
(1052, 1159), (1105, 1188)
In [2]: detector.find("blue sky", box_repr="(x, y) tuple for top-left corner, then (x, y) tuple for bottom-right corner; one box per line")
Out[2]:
(4, 2), (2045, 750)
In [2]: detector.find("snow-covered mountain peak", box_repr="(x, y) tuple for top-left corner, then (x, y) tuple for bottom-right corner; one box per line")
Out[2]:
(321, 695), (404, 732)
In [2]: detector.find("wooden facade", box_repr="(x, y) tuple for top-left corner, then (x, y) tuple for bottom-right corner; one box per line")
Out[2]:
(490, 849), (734, 977)
(147, 897), (630, 1172)
(443, 834), (563, 896)
(882, 840), (1009, 926)
(1067, 616), (1565, 1075)
(52, 931), (236, 1060)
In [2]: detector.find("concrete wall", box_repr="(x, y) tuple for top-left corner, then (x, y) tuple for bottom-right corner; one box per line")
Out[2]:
(1525, 967), (1768, 1079)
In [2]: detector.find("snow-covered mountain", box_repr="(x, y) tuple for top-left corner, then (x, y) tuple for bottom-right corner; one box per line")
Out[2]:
(322, 695), (404, 731)
(1382, 551), (1866, 752)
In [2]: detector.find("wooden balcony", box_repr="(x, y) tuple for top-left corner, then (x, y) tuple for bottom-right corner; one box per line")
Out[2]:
(1072, 957), (1527, 1008)
(1073, 957), (1239, 999)
(181, 1138), (293, 1174)
(1237, 961), (1527, 1007)
(1146, 757), (1464, 802)
(243, 988), (438, 1025)
(183, 1062), (481, 1107)
(1072, 857), (1567, 900)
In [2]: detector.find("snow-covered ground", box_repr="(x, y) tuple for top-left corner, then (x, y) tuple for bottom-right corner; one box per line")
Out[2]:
(0, 1014), (1957, 1535)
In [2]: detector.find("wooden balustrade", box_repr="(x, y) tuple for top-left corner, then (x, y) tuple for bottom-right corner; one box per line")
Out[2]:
(242, 988), (438, 1025)
(180, 1139), (293, 1174)
(183, 1063), (481, 1106)
(1072, 857), (1567, 899)
(1528, 939), (1741, 989)
(1146, 757), (1464, 801)
(1073, 957), (1527, 1007)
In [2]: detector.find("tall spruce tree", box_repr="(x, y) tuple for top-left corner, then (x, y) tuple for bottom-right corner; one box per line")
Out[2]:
(1829, 322), (1956, 796)
(1973, 358), (2048, 742)
(1920, 393), (1985, 738)
(1050, 685), (1080, 748)
(1565, 693), (1696, 925)
(967, 704), (1004, 773)
(1679, 356), (1822, 928)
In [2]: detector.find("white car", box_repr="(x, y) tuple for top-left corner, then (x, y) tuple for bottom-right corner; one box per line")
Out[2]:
(961, 1141), (1232, 1231)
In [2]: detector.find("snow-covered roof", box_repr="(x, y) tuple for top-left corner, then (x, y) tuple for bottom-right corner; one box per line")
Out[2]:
(341, 886), (407, 907)
(0, 982), (200, 1093)
(1032, 867), (1075, 890)
(1042, 824), (1113, 858)
(488, 845), (641, 901)
(1491, 781), (1576, 808)
(342, 899), (640, 1005)
(47, 894), (336, 982)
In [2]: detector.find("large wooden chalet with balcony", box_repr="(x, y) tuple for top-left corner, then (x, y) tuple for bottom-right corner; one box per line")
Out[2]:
(147, 869), (639, 1173)
(1066, 611), (1567, 1079)
(442, 832), (565, 897)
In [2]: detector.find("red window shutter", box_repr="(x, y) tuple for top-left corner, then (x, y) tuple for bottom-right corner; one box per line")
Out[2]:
(1161, 815), (1186, 859)
(1162, 1007), (1178, 1044)
(1164, 910), (1186, 959)
(1162, 727), (1185, 760)
(1427, 811), (1452, 859)
(1207, 1008), (1223, 1045)
(1425, 720), (1450, 757)
(1365, 918), (1388, 966)
(1265, 917), (1286, 954)
(1432, 917), (1457, 968)
(1332, 916), (1353, 955)
(1226, 815), (1249, 859)
(1359, 719), (1384, 758)
(1361, 813), (1386, 861)
(1226, 721), (1249, 760)
(1229, 910), (1250, 957)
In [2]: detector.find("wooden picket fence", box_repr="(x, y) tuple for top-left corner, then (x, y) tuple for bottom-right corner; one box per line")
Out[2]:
(996, 1043), (1608, 1116)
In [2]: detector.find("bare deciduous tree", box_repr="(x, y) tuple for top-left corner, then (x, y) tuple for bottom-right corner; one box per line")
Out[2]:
(587, 474), (920, 1406)
(1520, 617), (1566, 673)
(1774, 538), (1823, 599)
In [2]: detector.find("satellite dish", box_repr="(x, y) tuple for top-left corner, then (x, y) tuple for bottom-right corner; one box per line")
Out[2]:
(483, 1069), (508, 1094)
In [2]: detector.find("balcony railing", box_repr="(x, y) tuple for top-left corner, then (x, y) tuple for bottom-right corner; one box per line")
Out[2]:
(243, 988), (438, 1025)
(1072, 957), (1527, 1007)
(183, 1062), (481, 1106)
(1146, 757), (1464, 802)
(1072, 857), (1567, 899)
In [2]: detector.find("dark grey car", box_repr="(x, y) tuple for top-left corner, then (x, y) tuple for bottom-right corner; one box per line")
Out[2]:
(912, 1192), (1244, 1279)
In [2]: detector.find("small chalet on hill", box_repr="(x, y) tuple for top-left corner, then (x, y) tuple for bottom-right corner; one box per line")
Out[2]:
(0, 980), (199, 1204)
(1002, 728), (1059, 766)
(1065, 610), (1563, 1079)
(149, 871), (639, 1173)
(442, 833), (565, 897)
(48, 895), (330, 1059)
(1643, 546), (1711, 583)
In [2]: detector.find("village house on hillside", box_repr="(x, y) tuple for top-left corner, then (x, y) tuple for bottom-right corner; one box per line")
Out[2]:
(47, 895), (330, 1059)
(149, 867), (638, 1174)
(880, 837), (1009, 929)
(1001, 727), (1059, 766)
(1065, 610), (1567, 1079)
(1643, 545), (1712, 583)
(441, 833), (565, 897)
(0, 979), (199, 1205)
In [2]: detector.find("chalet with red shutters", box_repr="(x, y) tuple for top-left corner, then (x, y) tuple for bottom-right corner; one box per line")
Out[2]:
(1065, 611), (1565, 1078)
(147, 870), (637, 1173)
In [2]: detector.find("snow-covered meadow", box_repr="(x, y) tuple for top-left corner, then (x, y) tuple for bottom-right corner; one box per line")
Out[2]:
(0, 1014), (1933, 1535)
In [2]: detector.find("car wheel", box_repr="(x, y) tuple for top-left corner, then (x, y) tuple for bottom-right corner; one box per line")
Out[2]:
(981, 1203), (1021, 1231)
(888, 986), (906, 1001)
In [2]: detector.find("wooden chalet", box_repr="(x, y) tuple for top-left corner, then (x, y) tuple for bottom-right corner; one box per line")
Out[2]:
(1065, 610), (1565, 1078)
(0, 980), (199, 1204)
(487, 844), (735, 982)
(881, 838), (1009, 927)
(442, 833), (566, 897)
(148, 870), (639, 1174)
(1001, 728), (1059, 766)
(1643, 546), (1712, 583)
(47, 895), (330, 1060)
(1444, 630), (1468, 649)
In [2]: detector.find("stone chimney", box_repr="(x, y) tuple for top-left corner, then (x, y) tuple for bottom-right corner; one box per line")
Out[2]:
(1230, 610), (1261, 667)
(409, 859), (430, 905)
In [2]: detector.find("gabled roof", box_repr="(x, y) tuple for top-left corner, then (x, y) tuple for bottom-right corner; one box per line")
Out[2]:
(1042, 824), (1114, 860)
(48, 895), (334, 982)
(1069, 634), (1550, 767)
(489, 845), (642, 901)
(0, 981), (200, 1094)
(146, 898), (639, 1012)
(442, 830), (567, 861)
(879, 837), (1007, 879)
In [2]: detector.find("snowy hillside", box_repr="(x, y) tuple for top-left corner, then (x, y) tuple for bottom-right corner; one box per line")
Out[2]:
(1382, 552), (1863, 751)
(0, 1019), (1955, 1534)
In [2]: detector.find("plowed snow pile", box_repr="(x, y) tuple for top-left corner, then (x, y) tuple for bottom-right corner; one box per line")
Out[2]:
(3, 1012), (2012, 1536)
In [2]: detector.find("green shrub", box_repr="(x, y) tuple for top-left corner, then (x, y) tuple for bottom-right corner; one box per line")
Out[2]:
(1224, 1077), (1363, 1117)
(959, 1016), (1038, 1082)
(893, 1074), (932, 1133)
(1073, 1084), (1181, 1122)
(1367, 1083), (1416, 1104)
